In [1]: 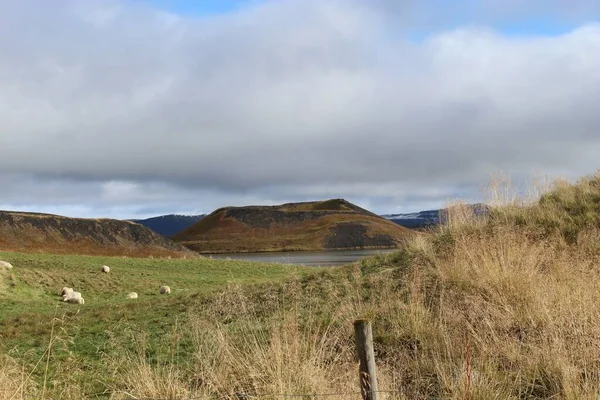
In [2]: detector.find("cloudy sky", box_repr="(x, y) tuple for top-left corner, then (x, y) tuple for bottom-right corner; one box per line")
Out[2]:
(1, 0), (599, 219)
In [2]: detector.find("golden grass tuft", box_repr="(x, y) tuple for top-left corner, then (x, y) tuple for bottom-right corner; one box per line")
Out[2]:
(0, 355), (34, 400)
(109, 282), (371, 399)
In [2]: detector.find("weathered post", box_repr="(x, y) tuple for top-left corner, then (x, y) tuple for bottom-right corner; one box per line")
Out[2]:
(354, 319), (379, 400)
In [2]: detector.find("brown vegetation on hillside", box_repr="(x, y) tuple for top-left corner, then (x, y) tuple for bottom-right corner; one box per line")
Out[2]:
(0, 211), (196, 258)
(173, 199), (414, 253)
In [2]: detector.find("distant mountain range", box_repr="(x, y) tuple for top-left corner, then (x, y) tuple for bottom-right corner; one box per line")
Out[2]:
(381, 209), (442, 229)
(130, 214), (206, 237)
(382, 203), (489, 229)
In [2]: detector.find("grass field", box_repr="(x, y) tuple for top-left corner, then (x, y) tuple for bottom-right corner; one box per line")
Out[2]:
(0, 252), (310, 398)
(6, 172), (600, 399)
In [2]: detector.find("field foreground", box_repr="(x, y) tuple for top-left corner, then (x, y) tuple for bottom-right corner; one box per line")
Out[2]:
(0, 252), (309, 398)
(4, 173), (600, 399)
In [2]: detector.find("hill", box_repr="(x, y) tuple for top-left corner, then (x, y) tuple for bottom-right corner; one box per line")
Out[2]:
(172, 198), (413, 253)
(0, 210), (196, 258)
(130, 214), (206, 237)
(381, 203), (489, 229)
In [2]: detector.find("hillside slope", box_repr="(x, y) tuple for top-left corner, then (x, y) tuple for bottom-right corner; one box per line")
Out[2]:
(0, 211), (196, 258)
(130, 214), (206, 237)
(173, 199), (413, 253)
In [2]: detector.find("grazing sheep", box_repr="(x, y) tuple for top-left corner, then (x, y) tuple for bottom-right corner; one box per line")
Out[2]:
(60, 287), (74, 297)
(101, 265), (110, 273)
(63, 291), (82, 302)
(0, 260), (13, 269)
(65, 296), (85, 305)
(126, 292), (138, 299)
(159, 285), (171, 295)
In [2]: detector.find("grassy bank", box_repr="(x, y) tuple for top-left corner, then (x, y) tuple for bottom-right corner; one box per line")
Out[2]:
(5, 172), (600, 399)
(0, 252), (309, 398)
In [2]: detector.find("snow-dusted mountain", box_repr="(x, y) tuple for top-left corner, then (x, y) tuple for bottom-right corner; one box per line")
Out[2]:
(380, 209), (441, 229)
(381, 204), (488, 229)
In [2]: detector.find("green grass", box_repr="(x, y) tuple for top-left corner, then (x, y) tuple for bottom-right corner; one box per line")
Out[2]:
(0, 251), (310, 397)
(9, 173), (600, 399)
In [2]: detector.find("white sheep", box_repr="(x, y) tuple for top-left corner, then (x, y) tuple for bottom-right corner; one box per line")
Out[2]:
(63, 291), (82, 302)
(65, 296), (85, 305)
(101, 265), (110, 273)
(60, 287), (74, 297)
(0, 260), (13, 269)
(126, 292), (138, 299)
(159, 285), (171, 295)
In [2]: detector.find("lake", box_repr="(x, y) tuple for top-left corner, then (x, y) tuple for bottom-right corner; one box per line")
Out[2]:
(204, 248), (398, 266)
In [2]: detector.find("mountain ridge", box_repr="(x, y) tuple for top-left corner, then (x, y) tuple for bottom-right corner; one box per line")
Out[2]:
(0, 210), (196, 258)
(131, 214), (206, 237)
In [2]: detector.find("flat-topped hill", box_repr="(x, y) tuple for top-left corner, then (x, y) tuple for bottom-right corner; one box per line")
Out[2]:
(172, 199), (413, 253)
(0, 210), (196, 258)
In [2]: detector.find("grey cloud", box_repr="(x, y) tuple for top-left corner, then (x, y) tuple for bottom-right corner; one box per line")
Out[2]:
(0, 0), (599, 217)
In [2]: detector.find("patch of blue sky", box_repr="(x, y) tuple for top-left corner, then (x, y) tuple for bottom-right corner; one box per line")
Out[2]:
(495, 17), (589, 37)
(139, 0), (597, 42)
(141, 0), (256, 16)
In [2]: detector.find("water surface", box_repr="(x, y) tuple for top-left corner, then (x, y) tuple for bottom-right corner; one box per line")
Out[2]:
(205, 249), (398, 266)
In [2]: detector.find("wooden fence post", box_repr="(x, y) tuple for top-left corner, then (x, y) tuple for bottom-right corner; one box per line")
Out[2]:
(354, 319), (379, 400)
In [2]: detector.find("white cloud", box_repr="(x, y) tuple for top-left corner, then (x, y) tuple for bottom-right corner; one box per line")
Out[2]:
(0, 0), (599, 217)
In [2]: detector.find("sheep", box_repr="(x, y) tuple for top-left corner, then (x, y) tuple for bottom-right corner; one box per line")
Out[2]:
(159, 285), (171, 295)
(126, 292), (138, 299)
(101, 265), (110, 273)
(60, 287), (74, 297)
(65, 296), (85, 305)
(63, 291), (82, 302)
(0, 260), (13, 269)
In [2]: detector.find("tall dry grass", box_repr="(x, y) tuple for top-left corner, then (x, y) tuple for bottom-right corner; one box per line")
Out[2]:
(1, 310), (89, 400)
(404, 172), (600, 399)
(40, 172), (600, 399)
(109, 282), (383, 399)
(0, 355), (33, 400)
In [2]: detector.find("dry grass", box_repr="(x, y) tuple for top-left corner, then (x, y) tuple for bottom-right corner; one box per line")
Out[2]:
(108, 282), (369, 399)
(0, 355), (34, 400)
(109, 172), (600, 399)
(8, 172), (600, 399)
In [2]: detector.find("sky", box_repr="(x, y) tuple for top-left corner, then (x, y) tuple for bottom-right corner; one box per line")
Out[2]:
(1, 0), (600, 219)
